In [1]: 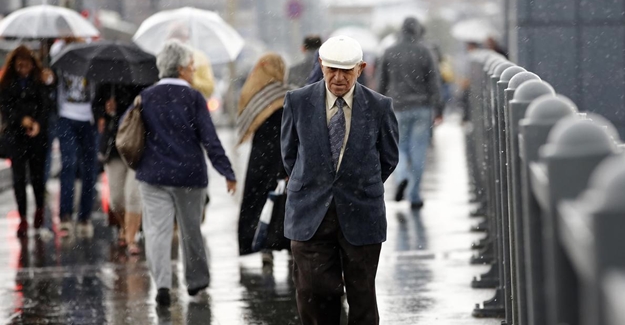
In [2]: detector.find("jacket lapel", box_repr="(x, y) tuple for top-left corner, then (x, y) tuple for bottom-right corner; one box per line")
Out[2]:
(336, 83), (367, 180)
(308, 82), (335, 175)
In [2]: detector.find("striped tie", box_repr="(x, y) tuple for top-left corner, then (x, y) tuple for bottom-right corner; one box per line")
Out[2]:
(328, 97), (346, 170)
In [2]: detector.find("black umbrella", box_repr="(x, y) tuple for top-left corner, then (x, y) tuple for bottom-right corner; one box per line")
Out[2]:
(50, 40), (159, 85)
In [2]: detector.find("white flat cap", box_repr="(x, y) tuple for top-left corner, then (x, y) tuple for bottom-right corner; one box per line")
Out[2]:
(319, 36), (363, 70)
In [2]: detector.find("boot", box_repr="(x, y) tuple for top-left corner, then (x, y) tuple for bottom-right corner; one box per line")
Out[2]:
(16, 216), (28, 238)
(33, 207), (45, 229)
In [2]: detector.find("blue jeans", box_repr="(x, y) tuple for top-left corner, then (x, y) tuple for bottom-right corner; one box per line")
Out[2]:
(394, 108), (433, 204)
(58, 117), (98, 221)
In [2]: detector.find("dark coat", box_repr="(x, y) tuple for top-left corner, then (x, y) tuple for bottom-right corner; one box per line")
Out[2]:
(281, 81), (399, 246)
(238, 108), (289, 255)
(377, 17), (443, 116)
(288, 51), (317, 87)
(135, 80), (235, 188)
(92, 83), (145, 162)
(0, 77), (51, 156)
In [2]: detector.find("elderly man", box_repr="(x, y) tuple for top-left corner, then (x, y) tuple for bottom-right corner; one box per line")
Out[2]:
(281, 36), (399, 325)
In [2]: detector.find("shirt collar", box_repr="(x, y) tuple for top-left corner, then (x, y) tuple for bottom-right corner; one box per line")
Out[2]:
(325, 84), (355, 109)
(157, 78), (192, 88)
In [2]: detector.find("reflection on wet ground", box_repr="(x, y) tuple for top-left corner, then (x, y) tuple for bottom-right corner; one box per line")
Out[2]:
(0, 119), (500, 324)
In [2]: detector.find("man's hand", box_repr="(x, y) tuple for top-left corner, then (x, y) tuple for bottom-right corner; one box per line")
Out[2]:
(226, 179), (237, 195)
(98, 118), (106, 134)
(105, 98), (117, 116)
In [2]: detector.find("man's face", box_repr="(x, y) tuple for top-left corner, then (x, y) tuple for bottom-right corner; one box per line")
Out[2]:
(320, 59), (366, 97)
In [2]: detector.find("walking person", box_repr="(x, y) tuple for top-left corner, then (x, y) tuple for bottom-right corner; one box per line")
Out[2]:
(55, 38), (99, 237)
(136, 40), (236, 306)
(0, 45), (52, 238)
(281, 36), (399, 325)
(236, 53), (292, 263)
(288, 36), (322, 87)
(377, 17), (443, 209)
(93, 83), (145, 254)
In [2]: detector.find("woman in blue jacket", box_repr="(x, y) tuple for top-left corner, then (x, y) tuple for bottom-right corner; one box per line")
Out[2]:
(135, 40), (237, 306)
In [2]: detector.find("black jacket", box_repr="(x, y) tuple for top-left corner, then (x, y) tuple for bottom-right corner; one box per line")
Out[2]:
(92, 83), (144, 162)
(378, 18), (443, 116)
(0, 77), (51, 138)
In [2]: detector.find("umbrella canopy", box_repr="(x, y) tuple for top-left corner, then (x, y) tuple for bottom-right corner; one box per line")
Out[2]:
(329, 26), (380, 55)
(132, 7), (244, 65)
(0, 4), (99, 39)
(451, 18), (497, 43)
(50, 41), (158, 85)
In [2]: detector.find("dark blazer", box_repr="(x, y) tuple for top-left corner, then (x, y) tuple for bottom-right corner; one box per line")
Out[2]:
(281, 81), (399, 246)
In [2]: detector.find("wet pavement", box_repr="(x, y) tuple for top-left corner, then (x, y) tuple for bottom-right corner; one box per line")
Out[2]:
(0, 115), (501, 324)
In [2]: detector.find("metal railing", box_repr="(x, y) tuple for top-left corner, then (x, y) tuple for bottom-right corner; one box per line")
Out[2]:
(465, 49), (625, 325)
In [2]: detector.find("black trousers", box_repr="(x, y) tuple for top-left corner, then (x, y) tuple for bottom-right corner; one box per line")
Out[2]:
(11, 135), (47, 219)
(291, 201), (382, 325)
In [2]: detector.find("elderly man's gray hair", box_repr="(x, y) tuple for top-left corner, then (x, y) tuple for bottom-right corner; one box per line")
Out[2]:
(156, 40), (193, 79)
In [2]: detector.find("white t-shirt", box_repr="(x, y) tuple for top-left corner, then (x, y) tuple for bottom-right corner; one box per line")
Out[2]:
(58, 72), (94, 122)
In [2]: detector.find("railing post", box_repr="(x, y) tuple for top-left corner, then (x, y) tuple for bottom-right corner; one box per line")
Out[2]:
(559, 152), (625, 325)
(519, 95), (578, 325)
(540, 117), (619, 325)
(507, 80), (556, 324)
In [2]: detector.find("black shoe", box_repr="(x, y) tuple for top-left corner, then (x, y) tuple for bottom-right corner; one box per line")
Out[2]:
(395, 179), (409, 202)
(155, 288), (171, 306)
(187, 284), (208, 297)
(411, 201), (424, 209)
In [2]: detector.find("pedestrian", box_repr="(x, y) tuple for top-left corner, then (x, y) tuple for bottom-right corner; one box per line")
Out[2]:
(281, 36), (399, 325)
(0, 45), (52, 238)
(236, 53), (292, 264)
(377, 17), (443, 209)
(55, 37), (99, 238)
(136, 40), (237, 306)
(288, 35), (322, 87)
(93, 83), (145, 254)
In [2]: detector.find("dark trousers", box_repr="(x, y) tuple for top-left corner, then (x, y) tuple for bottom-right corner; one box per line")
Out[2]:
(11, 136), (47, 219)
(291, 201), (382, 325)
(57, 117), (98, 221)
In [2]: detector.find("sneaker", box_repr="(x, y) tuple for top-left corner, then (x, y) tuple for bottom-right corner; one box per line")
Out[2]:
(59, 220), (73, 236)
(33, 208), (45, 229)
(16, 220), (28, 238)
(411, 201), (424, 210)
(395, 179), (409, 202)
(156, 288), (171, 306)
(76, 221), (94, 238)
(187, 284), (208, 297)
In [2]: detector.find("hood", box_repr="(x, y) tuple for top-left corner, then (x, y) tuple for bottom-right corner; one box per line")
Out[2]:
(401, 17), (425, 42)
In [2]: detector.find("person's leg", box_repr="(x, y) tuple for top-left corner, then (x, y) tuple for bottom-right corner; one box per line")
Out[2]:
(44, 113), (58, 182)
(57, 118), (78, 222)
(29, 138), (48, 228)
(104, 158), (127, 243)
(139, 182), (175, 290)
(394, 110), (414, 201)
(11, 148), (28, 236)
(76, 122), (97, 222)
(407, 108), (433, 206)
(291, 202), (344, 325)
(171, 186), (210, 293)
(339, 237), (382, 325)
(124, 169), (142, 254)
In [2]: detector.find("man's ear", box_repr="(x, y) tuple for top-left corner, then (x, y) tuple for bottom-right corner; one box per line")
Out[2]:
(358, 62), (367, 76)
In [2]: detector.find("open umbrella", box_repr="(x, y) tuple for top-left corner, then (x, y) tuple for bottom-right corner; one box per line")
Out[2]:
(50, 41), (158, 85)
(451, 18), (496, 43)
(0, 4), (99, 39)
(132, 7), (244, 64)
